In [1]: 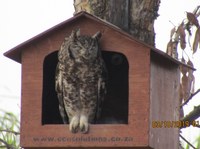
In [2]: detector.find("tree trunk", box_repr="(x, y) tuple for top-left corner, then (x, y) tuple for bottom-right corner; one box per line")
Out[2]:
(74, 0), (160, 46)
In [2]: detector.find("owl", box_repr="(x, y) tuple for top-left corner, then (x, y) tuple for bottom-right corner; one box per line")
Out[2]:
(55, 29), (107, 133)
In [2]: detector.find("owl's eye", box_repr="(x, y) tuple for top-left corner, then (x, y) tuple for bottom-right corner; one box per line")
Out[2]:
(70, 44), (79, 49)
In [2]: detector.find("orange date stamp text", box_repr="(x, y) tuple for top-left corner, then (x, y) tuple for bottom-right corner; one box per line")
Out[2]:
(152, 120), (199, 128)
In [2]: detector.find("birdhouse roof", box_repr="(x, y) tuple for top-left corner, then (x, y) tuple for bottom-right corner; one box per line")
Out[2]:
(4, 11), (194, 70)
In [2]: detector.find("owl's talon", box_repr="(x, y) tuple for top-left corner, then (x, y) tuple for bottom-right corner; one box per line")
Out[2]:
(69, 116), (79, 133)
(80, 115), (89, 134)
(80, 126), (89, 134)
(70, 125), (79, 133)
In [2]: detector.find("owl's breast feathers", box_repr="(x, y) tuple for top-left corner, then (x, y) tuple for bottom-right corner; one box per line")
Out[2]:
(55, 30), (107, 129)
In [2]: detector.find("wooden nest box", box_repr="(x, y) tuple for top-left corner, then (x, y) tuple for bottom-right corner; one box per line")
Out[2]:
(4, 12), (184, 149)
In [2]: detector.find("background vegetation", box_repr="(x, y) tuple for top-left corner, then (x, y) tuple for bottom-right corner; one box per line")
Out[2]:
(0, 109), (20, 149)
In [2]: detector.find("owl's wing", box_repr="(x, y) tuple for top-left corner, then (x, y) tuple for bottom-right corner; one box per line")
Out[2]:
(55, 62), (68, 124)
(55, 63), (62, 94)
(95, 62), (107, 122)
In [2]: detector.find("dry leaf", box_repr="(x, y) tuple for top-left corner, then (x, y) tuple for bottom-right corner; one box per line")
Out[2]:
(166, 41), (178, 58)
(188, 70), (195, 94)
(172, 42), (178, 59)
(187, 60), (195, 93)
(166, 40), (178, 58)
(180, 58), (188, 75)
(170, 27), (176, 39)
(166, 40), (178, 57)
(181, 74), (190, 101)
(180, 38), (186, 50)
(166, 40), (173, 56)
(186, 12), (199, 27)
(177, 23), (186, 49)
(174, 23), (186, 49)
(180, 60), (195, 102)
(193, 27), (200, 54)
(174, 31), (179, 42)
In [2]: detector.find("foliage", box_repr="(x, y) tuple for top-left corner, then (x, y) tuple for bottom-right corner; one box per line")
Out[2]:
(165, 5), (200, 149)
(167, 6), (200, 57)
(0, 109), (20, 149)
(166, 6), (200, 105)
(181, 135), (200, 149)
(195, 135), (200, 149)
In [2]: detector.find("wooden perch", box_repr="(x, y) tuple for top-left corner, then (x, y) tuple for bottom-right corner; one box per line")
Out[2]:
(180, 104), (200, 128)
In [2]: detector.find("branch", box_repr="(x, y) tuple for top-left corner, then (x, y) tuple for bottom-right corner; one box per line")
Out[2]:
(180, 104), (200, 128)
(0, 138), (15, 149)
(193, 5), (200, 16)
(179, 134), (197, 149)
(0, 129), (20, 135)
(180, 88), (200, 108)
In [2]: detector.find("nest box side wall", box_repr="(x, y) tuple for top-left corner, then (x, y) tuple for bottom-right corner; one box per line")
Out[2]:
(20, 16), (151, 148)
(149, 52), (180, 149)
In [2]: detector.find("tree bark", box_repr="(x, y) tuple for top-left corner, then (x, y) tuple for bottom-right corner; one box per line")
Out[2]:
(180, 105), (200, 128)
(74, 0), (160, 46)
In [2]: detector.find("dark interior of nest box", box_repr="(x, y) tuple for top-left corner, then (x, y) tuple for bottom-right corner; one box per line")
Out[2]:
(42, 50), (129, 125)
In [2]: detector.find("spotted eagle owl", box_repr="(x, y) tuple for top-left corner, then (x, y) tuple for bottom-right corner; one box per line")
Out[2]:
(55, 29), (107, 133)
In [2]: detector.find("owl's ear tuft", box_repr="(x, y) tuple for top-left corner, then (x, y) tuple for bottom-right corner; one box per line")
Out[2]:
(92, 31), (101, 41)
(76, 28), (81, 37)
(70, 30), (76, 40)
(70, 29), (80, 41)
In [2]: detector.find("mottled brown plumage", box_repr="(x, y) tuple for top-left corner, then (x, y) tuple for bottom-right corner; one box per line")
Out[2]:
(55, 29), (107, 133)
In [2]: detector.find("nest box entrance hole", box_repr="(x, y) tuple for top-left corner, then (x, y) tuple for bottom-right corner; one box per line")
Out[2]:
(42, 50), (129, 125)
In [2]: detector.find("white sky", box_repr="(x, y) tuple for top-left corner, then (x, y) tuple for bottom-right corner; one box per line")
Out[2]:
(0, 0), (74, 113)
(0, 0), (200, 147)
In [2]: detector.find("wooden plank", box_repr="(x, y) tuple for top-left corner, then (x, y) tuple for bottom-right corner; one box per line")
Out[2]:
(149, 51), (179, 149)
(20, 17), (151, 148)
